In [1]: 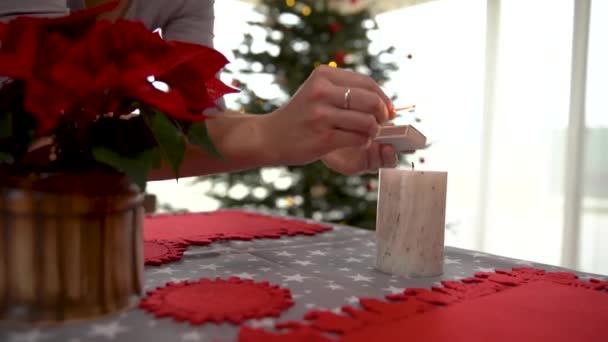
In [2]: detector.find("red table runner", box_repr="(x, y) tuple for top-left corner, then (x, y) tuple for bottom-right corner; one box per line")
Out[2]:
(238, 268), (608, 342)
(143, 210), (331, 265)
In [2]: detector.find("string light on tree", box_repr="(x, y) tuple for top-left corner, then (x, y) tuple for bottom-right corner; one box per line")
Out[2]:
(301, 5), (312, 16)
(328, 22), (341, 34)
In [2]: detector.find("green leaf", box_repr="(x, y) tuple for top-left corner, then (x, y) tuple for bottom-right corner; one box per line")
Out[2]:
(0, 151), (13, 163)
(187, 121), (223, 160)
(0, 112), (12, 138)
(92, 146), (161, 192)
(145, 110), (186, 179)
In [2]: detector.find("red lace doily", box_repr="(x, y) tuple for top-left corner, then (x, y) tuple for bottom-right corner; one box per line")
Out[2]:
(144, 240), (188, 266)
(140, 277), (294, 325)
(145, 211), (331, 244)
(239, 268), (608, 342)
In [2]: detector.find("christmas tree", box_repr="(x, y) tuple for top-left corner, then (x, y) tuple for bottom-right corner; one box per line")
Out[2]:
(201, 0), (412, 229)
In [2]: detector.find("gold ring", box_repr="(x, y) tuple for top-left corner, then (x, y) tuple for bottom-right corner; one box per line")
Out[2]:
(344, 87), (351, 110)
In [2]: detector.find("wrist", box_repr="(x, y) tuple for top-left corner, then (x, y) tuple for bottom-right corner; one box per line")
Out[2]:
(254, 112), (283, 166)
(205, 111), (282, 168)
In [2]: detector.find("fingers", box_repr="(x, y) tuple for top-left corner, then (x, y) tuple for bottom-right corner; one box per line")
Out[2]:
(381, 144), (398, 168)
(325, 106), (379, 137)
(366, 142), (381, 172)
(364, 143), (397, 174)
(321, 130), (369, 151)
(326, 85), (389, 124)
(314, 65), (393, 118)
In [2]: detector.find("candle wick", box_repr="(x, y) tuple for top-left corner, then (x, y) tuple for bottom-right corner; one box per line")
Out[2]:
(411, 161), (415, 170)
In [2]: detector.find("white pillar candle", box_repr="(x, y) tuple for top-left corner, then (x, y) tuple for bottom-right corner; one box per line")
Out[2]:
(375, 168), (448, 278)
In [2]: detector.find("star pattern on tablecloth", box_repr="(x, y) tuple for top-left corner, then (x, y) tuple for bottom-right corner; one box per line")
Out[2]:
(8, 329), (50, 342)
(345, 257), (363, 263)
(181, 331), (205, 341)
(152, 267), (178, 275)
(275, 250), (295, 257)
(309, 250), (328, 256)
(170, 277), (190, 283)
(514, 260), (535, 266)
(283, 274), (308, 282)
(474, 266), (495, 273)
(444, 257), (461, 265)
(470, 252), (488, 258)
(348, 274), (373, 282)
(247, 318), (276, 329)
(233, 272), (255, 279)
(293, 260), (314, 266)
(88, 321), (129, 339)
(326, 283), (344, 290)
(346, 296), (360, 304)
(382, 285), (405, 294)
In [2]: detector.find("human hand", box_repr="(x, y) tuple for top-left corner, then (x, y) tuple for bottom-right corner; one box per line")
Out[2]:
(262, 65), (395, 166)
(320, 140), (400, 176)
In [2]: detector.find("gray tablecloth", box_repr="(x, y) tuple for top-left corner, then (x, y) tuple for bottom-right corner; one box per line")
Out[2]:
(1, 222), (605, 342)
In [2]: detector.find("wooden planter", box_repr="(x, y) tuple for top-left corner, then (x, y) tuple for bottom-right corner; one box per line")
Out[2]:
(0, 171), (144, 323)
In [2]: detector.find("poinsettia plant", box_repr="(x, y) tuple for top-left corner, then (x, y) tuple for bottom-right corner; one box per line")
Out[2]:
(0, 1), (237, 190)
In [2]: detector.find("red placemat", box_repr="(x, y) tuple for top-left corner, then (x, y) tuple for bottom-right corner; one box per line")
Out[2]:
(238, 268), (608, 342)
(140, 277), (294, 325)
(144, 240), (188, 266)
(145, 210), (331, 244)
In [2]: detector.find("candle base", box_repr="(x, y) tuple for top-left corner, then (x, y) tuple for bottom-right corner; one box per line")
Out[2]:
(374, 168), (447, 278)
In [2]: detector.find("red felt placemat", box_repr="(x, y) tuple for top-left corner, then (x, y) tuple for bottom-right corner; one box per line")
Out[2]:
(143, 210), (331, 266)
(144, 240), (188, 266)
(140, 277), (294, 325)
(238, 268), (608, 342)
(145, 210), (331, 244)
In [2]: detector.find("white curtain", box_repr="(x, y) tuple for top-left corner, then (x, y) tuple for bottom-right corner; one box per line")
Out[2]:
(378, 0), (607, 275)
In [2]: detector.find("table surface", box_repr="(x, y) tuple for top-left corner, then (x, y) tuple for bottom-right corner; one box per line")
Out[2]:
(1, 220), (606, 342)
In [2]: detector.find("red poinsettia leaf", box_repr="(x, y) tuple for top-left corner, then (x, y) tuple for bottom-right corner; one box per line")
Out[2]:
(0, 17), (38, 80)
(206, 77), (240, 103)
(48, 63), (94, 97)
(157, 47), (227, 86)
(157, 44), (238, 112)
(0, 55), (26, 79)
(24, 81), (66, 135)
(125, 79), (204, 122)
(159, 70), (238, 113)
(0, 22), (7, 40)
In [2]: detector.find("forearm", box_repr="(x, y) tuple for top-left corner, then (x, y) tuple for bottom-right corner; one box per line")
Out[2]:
(148, 111), (278, 181)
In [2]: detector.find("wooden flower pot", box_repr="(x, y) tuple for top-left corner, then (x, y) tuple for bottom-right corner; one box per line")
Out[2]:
(0, 171), (144, 323)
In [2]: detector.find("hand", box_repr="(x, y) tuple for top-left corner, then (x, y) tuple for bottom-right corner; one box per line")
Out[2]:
(262, 65), (394, 166)
(321, 141), (399, 176)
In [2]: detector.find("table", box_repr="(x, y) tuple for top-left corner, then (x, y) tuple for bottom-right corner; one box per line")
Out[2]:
(1, 219), (605, 342)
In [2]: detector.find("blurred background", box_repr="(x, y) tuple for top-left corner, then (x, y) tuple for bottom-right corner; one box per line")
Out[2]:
(146, 0), (607, 275)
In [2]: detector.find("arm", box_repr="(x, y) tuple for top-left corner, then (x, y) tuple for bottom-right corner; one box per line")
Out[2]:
(0, 0), (68, 21)
(147, 111), (279, 181)
(148, 0), (272, 180)
(85, 1), (397, 180)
